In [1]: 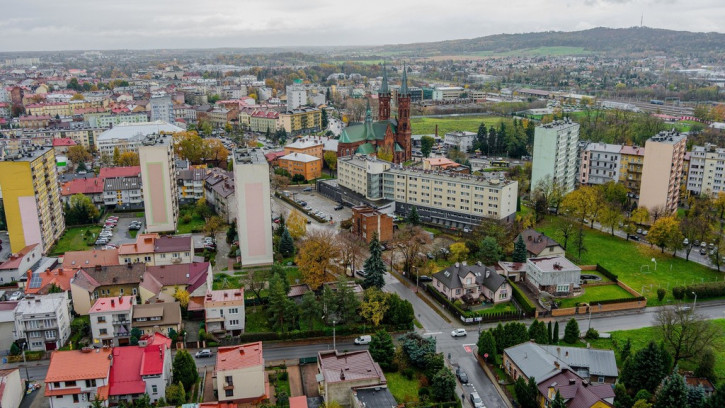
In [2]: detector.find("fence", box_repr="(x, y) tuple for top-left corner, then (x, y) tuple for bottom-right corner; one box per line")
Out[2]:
(550, 278), (646, 317)
(425, 284), (526, 324)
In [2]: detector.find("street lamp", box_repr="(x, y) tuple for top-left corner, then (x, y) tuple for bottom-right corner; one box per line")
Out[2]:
(333, 320), (337, 351)
(692, 292), (697, 312)
(651, 258), (657, 270)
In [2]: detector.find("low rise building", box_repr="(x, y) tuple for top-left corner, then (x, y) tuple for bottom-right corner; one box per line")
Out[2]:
(431, 262), (511, 304)
(619, 145), (645, 198)
(178, 168), (207, 204)
(204, 169), (237, 224)
(215, 342), (268, 403)
(131, 302), (182, 337)
(284, 138), (324, 159)
(108, 333), (172, 404)
(515, 229), (565, 258)
(0, 244), (42, 284)
(62, 249), (120, 270)
(25, 267), (76, 296)
(203, 289), (245, 336)
(152, 236), (194, 266)
(317, 350), (386, 407)
(278, 152), (322, 181)
(96, 121), (182, 157)
(525, 256), (581, 295)
(0, 303), (19, 354)
(44, 348), (112, 408)
(103, 175), (143, 210)
(14, 293), (71, 351)
(70, 264), (147, 315)
(0, 368), (23, 408)
(89, 296), (135, 347)
(443, 131), (476, 152)
(351, 206), (393, 243)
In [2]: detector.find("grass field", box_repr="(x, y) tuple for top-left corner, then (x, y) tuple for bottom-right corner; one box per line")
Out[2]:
(386, 372), (420, 403)
(245, 306), (271, 332)
(177, 213), (205, 234)
(538, 218), (722, 305)
(410, 115), (508, 135)
(50, 226), (102, 255)
(558, 284), (635, 308)
(587, 319), (725, 381)
(475, 301), (518, 314)
(464, 47), (592, 57)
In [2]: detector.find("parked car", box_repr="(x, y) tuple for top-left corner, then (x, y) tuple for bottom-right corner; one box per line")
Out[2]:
(418, 275), (433, 283)
(628, 235), (640, 241)
(642, 230), (648, 236)
(683, 238), (689, 246)
(355, 270), (367, 278)
(456, 367), (469, 384)
(700, 248), (707, 255)
(302, 187), (313, 192)
(463, 227), (471, 233)
(470, 392), (484, 408)
(694, 240), (701, 246)
(334, 204), (344, 211)
(701, 241), (708, 248)
(195, 349), (213, 358)
(636, 228), (643, 234)
(451, 328), (467, 337)
(354, 335), (372, 345)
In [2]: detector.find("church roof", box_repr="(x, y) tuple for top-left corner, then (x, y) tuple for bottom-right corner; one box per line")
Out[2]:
(395, 143), (404, 152)
(356, 143), (376, 155)
(339, 120), (395, 144)
(400, 64), (410, 96)
(379, 63), (389, 94)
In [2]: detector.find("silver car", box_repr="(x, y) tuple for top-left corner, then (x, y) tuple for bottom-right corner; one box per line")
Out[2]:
(470, 392), (485, 408)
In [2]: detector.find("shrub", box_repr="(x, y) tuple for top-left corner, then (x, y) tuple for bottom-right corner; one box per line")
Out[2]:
(585, 328), (599, 340)
(418, 387), (431, 398)
(657, 288), (666, 302)
(181, 214), (192, 224)
(279, 371), (289, 381)
(402, 367), (415, 380)
(672, 286), (685, 300)
(564, 319), (580, 344)
(686, 281), (725, 299)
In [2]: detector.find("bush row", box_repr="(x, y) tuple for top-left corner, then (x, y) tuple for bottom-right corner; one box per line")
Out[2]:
(595, 264), (619, 282)
(508, 279), (536, 315)
(673, 281), (725, 300)
(572, 296), (645, 308)
(233, 324), (407, 343)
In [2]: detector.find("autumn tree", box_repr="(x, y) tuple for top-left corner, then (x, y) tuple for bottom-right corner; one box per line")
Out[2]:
(296, 230), (341, 290)
(630, 207), (650, 226)
(113, 146), (120, 165)
(67, 145), (92, 164)
(560, 185), (603, 228)
(271, 174), (290, 191)
(655, 305), (720, 367)
(553, 218), (576, 249)
(377, 144), (393, 162)
(360, 287), (389, 327)
(203, 215), (225, 237)
(203, 138), (229, 167)
(117, 151), (140, 166)
(323, 151), (337, 175)
(173, 287), (190, 308)
(392, 225), (432, 275)
(173, 131), (205, 163)
(338, 231), (368, 275)
(65, 193), (100, 225)
(532, 175), (566, 215)
(448, 242), (469, 262)
(648, 216), (683, 254)
(286, 209), (307, 239)
(242, 269), (270, 303)
(599, 203), (623, 236)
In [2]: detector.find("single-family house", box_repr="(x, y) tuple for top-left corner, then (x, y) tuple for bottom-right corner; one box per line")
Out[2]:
(131, 302), (182, 337)
(89, 296), (135, 347)
(44, 348), (113, 408)
(25, 268), (76, 296)
(526, 256), (581, 295)
(431, 262), (511, 304)
(203, 289), (245, 336)
(317, 350), (386, 407)
(70, 264), (147, 315)
(516, 229), (565, 258)
(0, 244), (42, 284)
(215, 342), (268, 403)
(108, 333), (172, 404)
(146, 262), (213, 299)
(496, 261), (527, 282)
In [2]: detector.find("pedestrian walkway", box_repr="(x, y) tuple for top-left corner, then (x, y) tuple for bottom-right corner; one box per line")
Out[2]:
(203, 367), (215, 402)
(287, 364), (304, 397)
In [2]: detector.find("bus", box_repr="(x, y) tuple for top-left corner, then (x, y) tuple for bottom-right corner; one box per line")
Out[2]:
(490, 160), (509, 168)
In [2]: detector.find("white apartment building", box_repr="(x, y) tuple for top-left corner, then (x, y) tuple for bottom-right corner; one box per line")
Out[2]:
(687, 143), (725, 196)
(337, 156), (391, 200)
(531, 119), (580, 193)
(204, 289), (245, 335)
(149, 95), (174, 124)
(382, 167), (518, 228)
(432, 86), (464, 101)
(103, 176), (143, 210)
(286, 85), (307, 109)
(139, 134), (178, 233)
(14, 294), (71, 351)
(443, 131), (476, 153)
(233, 149), (273, 267)
(96, 121), (183, 157)
(579, 143), (622, 185)
(89, 296), (135, 347)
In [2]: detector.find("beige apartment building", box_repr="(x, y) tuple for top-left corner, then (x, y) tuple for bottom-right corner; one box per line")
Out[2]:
(139, 134), (178, 233)
(382, 167), (518, 228)
(233, 149), (273, 267)
(686, 143), (725, 196)
(639, 131), (686, 215)
(337, 156), (391, 200)
(619, 145), (646, 199)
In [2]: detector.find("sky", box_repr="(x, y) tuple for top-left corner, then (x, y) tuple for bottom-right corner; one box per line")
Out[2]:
(2, 0), (725, 52)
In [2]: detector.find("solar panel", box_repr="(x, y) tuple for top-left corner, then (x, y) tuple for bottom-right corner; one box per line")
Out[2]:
(29, 273), (43, 289)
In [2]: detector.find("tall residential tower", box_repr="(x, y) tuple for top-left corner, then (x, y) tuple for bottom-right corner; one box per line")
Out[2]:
(531, 119), (580, 193)
(233, 148), (273, 267)
(639, 130), (686, 214)
(139, 133), (178, 233)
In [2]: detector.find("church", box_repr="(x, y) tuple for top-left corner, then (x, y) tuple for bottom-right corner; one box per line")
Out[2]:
(337, 65), (412, 164)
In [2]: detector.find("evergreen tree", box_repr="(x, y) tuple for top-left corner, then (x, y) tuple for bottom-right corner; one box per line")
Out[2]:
(406, 206), (420, 225)
(476, 330), (498, 363)
(514, 376), (539, 408)
(226, 222), (237, 244)
(547, 321), (553, 344)
(620, 341), (672, 394)
(528, 320), (549, 344)
(279, 228), (295, 258)
(369, 330), (395, 370)
(654, 370), (688, 408)
(550, 390), (567, 408)
(614, 383), (633, 408)
(431, 368), (456, 402)
(477, 122), (488, 153)
(299, 291), (320, 329)
(706, 383), (725, 408)
(363, 233), (386, 289)
(478, 236), (503, 264)
(621, 338), (632, 362)
(513, 235), (528, 262)
(688, 385), (706, 408)
(267, 274), (298, 332)
(274, 214), (286, 237)
(563, 318), (579, 344)
(321, 109), (329, 128)
(553, 321), (560, 344)
(172, 350), (199, 391)
(694, 348), (715, 381)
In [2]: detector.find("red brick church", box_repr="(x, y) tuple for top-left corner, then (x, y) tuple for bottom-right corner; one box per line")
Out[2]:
(337, 65), (412, 164)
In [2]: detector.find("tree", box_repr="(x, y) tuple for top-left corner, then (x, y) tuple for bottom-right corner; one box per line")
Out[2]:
(560, 186), (602, 226)
(554, 218), (576, 250)
(694, 348), (715, 380)
(323, 151), (337, 175)
(392, 225), (432, 275)
(203, 215), (225, 237)
(621, 338), (632, 361)
(620, 341), (671, 394)
(599, 204), (623, 236)
(242, 268), (270, 303)
(528, 320), (549, 344)
(91, 396), (106, 408)
(431, 368), (456, 402)
(654, 370), (688, 408)
(572, 226), (587, 260)
(338, 231), (368, 274)
(655, 305), (720, 366)
(514, 376), (539, 408)
(67, 145), (91, 164)
(291, 174), (306, 184)
(226, 222), (237, 244)
(112, 146), (120, 165)
(271, 174), (290, 191)
(706, 383), (725, 408)
(406, 206), (420, 225)
(117, 151), (139, 166)
(688, 385), (707, 408)
(267, 274), (298, 332)
(363, 234), (386, 289)
(377, 144), (393, 162)
(400, 332), (436, 368)
(173, 131), (205, 163)
(296, 230), (341, 290)
(448, 242), (469, 263)
(173, 287), (190, 308)
(65, 194), (100, 225)
(563, 318), (579, 344)
(165, 382), (186, 405)
(369, 330), (395, 370)
(333, 276), (359, 324)
(648, 216), (683, 254)
(299, 291), (320, 329)
(421, 135), (435, 158)
(279, 228), (295, 258)
(195, 197), (212, 219)
(548, 321), (553, 344)
(477, 236), (503, 265)
(532, 175), (566, 215)
(321, 108), (329, 128)
(477, 330), (497, 363)
(360, 288), (389, 327)
(172, 350), (199, 391)
(657, 288), (666, 302)
(286, 209), (307, 239)
(512, 235), (527, 263)
(383, 293), (415, 329)
(203, 138), (229, 167)
(550, 390), (567, 408)
(630, 207), (650, 226)
(130, 327), (142, 345)
(553, 321), (560, 344)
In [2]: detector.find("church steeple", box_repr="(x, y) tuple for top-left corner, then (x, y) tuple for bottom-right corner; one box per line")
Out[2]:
(400, 63), (409, 96)
(365, 98), (372, 124)
(379, 63), (389, 94)
(377, 63), (391, 121)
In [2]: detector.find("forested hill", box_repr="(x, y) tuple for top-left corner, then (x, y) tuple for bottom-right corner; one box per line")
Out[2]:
(371, 27), (725, 58)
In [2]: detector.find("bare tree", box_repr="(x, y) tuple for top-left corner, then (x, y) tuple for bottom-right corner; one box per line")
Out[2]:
(242, 269), (270, 303)
(655, 304), (721, 367)
(392, 225), (432, 275)
(338, 231), (369, 275)
(554, 218), (576, 250)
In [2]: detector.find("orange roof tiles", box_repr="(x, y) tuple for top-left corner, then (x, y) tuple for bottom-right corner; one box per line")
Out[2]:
(45, 348), (112, 382)
(215, 342), (264, 372)
(62, 248), (119, 268)
(60, 178), (104, 196)
(118, 233), (159, 255)
(25, 268), (76, 295)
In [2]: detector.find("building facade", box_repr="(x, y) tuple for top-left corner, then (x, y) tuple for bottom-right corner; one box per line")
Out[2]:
(525, 256), (581, 295)
(139, 134), (178, 233)
(278, 153), (322, 181)
(443, 131), (476, 153)
(203, 289), (245, 335)
(278, 108), (322, 136)
(639, 131), (686, 214)
(351, 206), (394, 243)
(619, 145), (645, 199)
(579, 143), (621, 185)
(149, 95), (174, 124)
(233, 149), (273, 267)
(686, 143), (725, 196)
(14, 294), (71, 351)
(44, 348), (112, 408)
(215, 343), (267, 403)
(284, 138), (324, 159)
(89, 296), (134, 347)
(531, 120), (580, 193)
(337, 156), (391, 200)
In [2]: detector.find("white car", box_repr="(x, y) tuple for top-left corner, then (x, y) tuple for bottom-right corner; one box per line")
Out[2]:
(451, 328), (467, 337)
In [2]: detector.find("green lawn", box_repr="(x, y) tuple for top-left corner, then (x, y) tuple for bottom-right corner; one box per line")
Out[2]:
(386, 372), (420, 403)
(410, 116), (509, 135)
(557, 284), (635, 308)
(245, 306), (271, 332)
(177, 214), (205, 234)
(50, 226), (102, 255)
(587, 319), (725, 382)
(212, 273), (242, 290)
(474, 301), (517, 314)
(538, 218), (721, 305)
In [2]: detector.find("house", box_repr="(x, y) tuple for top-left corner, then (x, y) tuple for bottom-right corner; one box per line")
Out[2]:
(287, 284), (311, 303)
(59, 178), (105, 209)
(117, 234), (159, 265)
(516, 229), (565, 258)
(684, 375), (716, 397)
(203, 289), (245, 336)
(496, 261), (527, 283)
(108, 333), (173, 404)
(146, 262), (213, 299)
(431, 262), (511, 304)
(538, 369), (615, 408)
(352, 386), (397, 408)
(44, 348), (113, 408)
(351, 206), (393, 243)
(0, 244), (42, 284)
(526, 256), (581, 295)
(0, 302), (18, 353)
(152, 236), (194, 266)
(14, 294), (71, 351)
(70, 264), (147, 315)
(131, 302), (182, 337)
(215, 342), (268, 403)
(62, 249), (120, 269)
(317, 350), (386, 407)
(25, 268), (76, 297)
(536, 345), (618, 384)
(203, 169), (237, 224)
(0, 368), (24, 408)
(89, 296), (135, 347)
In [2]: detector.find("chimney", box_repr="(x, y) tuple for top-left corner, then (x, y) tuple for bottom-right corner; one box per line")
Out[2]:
(340, 369), (345, 381)
(554, 361), (560, 369)
(26, 269), (32, 282)
(111, 299), (115, 307)
(46, 268), (51, 275)
(119, 296), (123, 304)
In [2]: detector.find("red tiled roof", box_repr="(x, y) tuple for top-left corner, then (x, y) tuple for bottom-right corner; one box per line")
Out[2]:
(60, 177), (104, 196)
(45, 385), (82, 396)
(89, 296), (135, 313)
(98, 166), (140, 179)
(45, 349), (112, 382)
(264, 151), (287, 161)
(216, 342), (264, 372)
(52, 138), (77, 147)
(25, 268), (76, 295)
(62, 248), (120, 268)
(109, 347), (146, 396)
(289, 396), (308, 408)
(0, 244), (39, 270)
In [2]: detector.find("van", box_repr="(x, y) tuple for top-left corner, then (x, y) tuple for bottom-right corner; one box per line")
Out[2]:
(354, 335), (372, 345)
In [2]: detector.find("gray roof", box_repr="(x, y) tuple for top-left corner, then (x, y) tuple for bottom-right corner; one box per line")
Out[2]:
(539, 345), (618, 378)
(432, 262), (507, 292)
(505, 342), (565, 382)
(505, 342), (618, 383)
(104, 176), (141, 191)
(355, 387), (397, 408)
(97, 121), (183, 142)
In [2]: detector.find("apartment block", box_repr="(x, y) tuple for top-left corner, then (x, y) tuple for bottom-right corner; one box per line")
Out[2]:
(639, 131), (687, 214)
(204, 168), (237, 224)
(686, 143), (725, 196)
(619, 145), (646, 198)
(89, 296), (135, 347)
(284, 138), (324, 159)
(178, 168), (206, 204)
(96, 121), (182, 157)
(278, 153), (322, 181)
(337, 156), (391, 200)
(233, 149), (273, 267)
(0, 146), (64, 254)
(382, 167), (518, 228)
(278, 108), (322, 136)
(531, 119), (580, 193)
(149, 95), (174, 124)
(579, 143), (621, 185)
(139, 134), (178, 233)
(443, 131), (476, 152)
(14, 293), (71, 351)
(286, 85), (307, 110)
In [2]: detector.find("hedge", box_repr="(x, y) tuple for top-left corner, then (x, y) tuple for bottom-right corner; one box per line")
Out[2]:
(425, 284), (524, 323)
(684, 281), (725, 300)
(509, 279), (536, 315)
(573, 296), (646, 307)
(233, 324), (408, 343)
(596, 264), (619, 282)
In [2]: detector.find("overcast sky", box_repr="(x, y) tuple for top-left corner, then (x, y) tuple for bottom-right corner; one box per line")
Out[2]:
(2, 0), (724, 52)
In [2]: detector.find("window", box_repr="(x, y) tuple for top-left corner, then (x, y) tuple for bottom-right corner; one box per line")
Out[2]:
(119, 288), (124, 295)
(229, 320), (239, 325)
(144, 256), (151, 262)
(53, 382), (61, 388)
(225, 389), (233, 397)
(85, 379), (96, 387)
(229, 308), (238, 314)
(97, 316), (106, 323)
(152, 385), (158, 394)
(99, 329), (108, 335)
(225, 376), (233, 386)
(66, 381), (76, 387)
(73, 394), (79, 403)
(598, 376), (605, 383)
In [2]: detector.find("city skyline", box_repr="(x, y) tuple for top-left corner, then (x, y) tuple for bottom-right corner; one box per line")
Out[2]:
(3, 0), (725, 52)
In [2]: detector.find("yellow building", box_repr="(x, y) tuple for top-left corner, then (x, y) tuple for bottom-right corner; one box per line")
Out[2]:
(278, 152), (322, 181)
(278, 108), (321, 136)
(619, 145), (645, 197)
(0, 146), (64, 254)
(25, 102), (72, 117)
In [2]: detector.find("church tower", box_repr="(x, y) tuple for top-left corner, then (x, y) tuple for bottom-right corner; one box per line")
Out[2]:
(378, 63), (391, 121)
(396, 64), (412, 162)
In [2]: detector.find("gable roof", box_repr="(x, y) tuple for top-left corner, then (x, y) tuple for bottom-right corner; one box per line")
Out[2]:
(45, 348), (112, 382)
(62, 248), (120, 269)
(432, 262), (507, 292)
(60, 177), (105, 196)
(538, 345), (618, 378)
(109, 340), (169, 397)
(153, 236), (192, 253)
(132, 302), (181, 327)
(537, 369), (614, 408)
(146, 262), (210, 293)
(216, 342), (264, 372)
(517, 229), (563, 256)
(25, 268), (77, 295)
(339, 120), (395, 144)
(504, 342), (567, 382)
(98, 166), (141, 179)
(118, 233), (159, 255)
(0, 244), (39, 270)
(73, 263), (147, 291)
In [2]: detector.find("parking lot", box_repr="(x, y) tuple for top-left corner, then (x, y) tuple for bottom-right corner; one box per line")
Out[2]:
(272, 187), (352, 230)
(95, 215), (145, 248)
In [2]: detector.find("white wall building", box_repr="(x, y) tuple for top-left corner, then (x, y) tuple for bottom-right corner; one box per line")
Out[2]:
(687, 143), (725, 196)
(531, 119), (580, 193)
(96, 121), (183, 157)
(443, 131), (476, 153)
(337, 156), (391, 200)
(139, 134), (178, 233)
(286, 85), (307, 110)
(89, 296), (134, 347)
(233, 149), (273, 267)
(579, 143), (622, 185)
(14, 294), (71, 351)
(204, 289), (245, 335)
(149, 95), (174, 124)
(525, 256), (581, 295)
